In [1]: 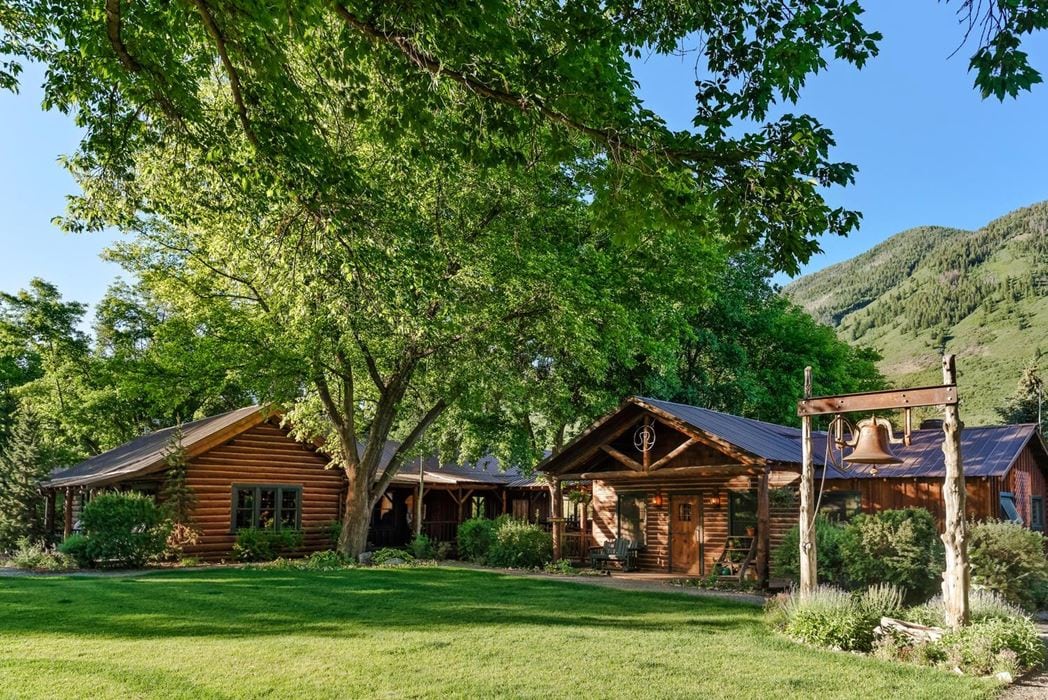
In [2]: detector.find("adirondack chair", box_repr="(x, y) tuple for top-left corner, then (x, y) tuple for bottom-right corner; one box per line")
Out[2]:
(589, 538), (637, 572)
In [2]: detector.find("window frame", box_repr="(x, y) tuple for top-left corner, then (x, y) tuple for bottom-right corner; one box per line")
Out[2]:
(616, 492), (648, 547)
(818, 490), (863, 523)
(230, 484), (303, 533)
(728, 490), (757, 537)
(1032, 496), (1044, 532)
(999, 491), (1022, 524)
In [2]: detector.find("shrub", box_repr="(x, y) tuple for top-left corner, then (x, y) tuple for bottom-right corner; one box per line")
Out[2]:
(232, 528), (303, 562)
(771, 516), (847, 585)
(58, 533), (92, 568)
(856, 583), (904, 620)
(487, 519), (553, 569)
(6, 538), (75, 571)
(938, 617), (1045, 675)
(326, 521), (342, 547)
(57, 492), (170, 568)
(457, 516), (505, 563)
(908, 589), (1029, 628)
(371, 547), (414, 565)
(409, 533), (434, 560)
(299, 550), (352, 570)
(968, 519), (1048, 610)
(779, 585), (879, 652)
(839, 508), (944, 602)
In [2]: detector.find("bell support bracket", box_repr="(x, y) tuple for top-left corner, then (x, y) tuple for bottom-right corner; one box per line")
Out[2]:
(797, 384), (958, 417)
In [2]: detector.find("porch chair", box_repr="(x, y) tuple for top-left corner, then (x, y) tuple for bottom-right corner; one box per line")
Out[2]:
(589, 538), (637, 572)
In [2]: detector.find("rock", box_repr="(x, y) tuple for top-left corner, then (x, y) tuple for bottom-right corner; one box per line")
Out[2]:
(875, 617), (945, 643)
(995, 671), (1014, 684)
(357, 552), (373, 565)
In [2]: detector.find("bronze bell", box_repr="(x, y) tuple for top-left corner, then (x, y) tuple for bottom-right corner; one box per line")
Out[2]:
(843, 417), (903, 465)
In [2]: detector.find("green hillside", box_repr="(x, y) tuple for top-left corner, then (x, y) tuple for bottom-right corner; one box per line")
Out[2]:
(785, 202), (1048, 425)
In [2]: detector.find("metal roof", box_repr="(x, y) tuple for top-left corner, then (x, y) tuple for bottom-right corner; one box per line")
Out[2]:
(636, 397), (806, 463)
(541, 395), (1044, 480)
(44, 405), (269, 488)
(820, 423), (1043, 479)
(390, 453), (543, 488)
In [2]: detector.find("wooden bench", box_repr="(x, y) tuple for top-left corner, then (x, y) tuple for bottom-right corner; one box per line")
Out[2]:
(589, 538), (638, 572)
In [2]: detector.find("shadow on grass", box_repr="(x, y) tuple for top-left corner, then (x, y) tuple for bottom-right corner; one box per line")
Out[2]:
(0, 567), (763, 642)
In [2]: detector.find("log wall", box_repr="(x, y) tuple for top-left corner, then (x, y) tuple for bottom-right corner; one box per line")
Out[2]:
(591, 472), (791, 574)
(181, 420), (344, 560)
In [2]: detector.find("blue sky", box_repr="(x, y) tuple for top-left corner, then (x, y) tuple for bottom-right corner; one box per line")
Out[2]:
(2, 2), (1047, 312)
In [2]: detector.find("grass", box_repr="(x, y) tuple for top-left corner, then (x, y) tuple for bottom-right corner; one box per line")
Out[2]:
(0, 566), (999, 699)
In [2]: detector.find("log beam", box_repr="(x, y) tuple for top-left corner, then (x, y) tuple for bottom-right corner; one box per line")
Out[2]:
(756, 466), (770, 588)
(63, 487), (74, 537)
(799, 367), (817, 597)
(551, 480), (563, 562)
(648, 437), (698, 472)
(940, 354), (970, 629)
(600, 445), (644, 472)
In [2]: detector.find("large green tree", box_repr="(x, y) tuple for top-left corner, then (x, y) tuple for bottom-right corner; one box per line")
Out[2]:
(100, 113), (718, 555)
(0, 408), (52, 551)
(997, 360), (1046, 435)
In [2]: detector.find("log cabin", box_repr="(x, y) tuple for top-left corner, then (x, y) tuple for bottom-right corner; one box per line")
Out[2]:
(40, 406), (549, 560)
(819, 421), (1048, 531)
(539, 397), (1048, 582)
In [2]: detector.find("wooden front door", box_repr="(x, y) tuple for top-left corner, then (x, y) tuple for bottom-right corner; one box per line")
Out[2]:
(670, 495), (702, 574)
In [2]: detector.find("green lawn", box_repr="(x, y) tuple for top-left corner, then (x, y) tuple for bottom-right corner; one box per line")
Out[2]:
(0, 566), (997, 699)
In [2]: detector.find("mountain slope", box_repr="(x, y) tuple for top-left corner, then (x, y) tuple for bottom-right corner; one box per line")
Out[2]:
(785, 202), (1048, 425)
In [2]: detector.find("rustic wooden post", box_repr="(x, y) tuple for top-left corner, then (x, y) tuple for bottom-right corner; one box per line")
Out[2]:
(551, 479), (563, 562)
(415, 457), (424, 538)
(756, 466), (771, 588)
(63, 487), (74, 537)
(940, 354), (970, 629)
(44, 489), (56, 540)
(799, 366), (818, 597)
(501, 489), (507, 516)
(580, 490), (589, 552)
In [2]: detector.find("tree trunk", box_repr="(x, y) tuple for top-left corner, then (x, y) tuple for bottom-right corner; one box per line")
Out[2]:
(338, 468), (371, 558)
(940, 354), (970, 629)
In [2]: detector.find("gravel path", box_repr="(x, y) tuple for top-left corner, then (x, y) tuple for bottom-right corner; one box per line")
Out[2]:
(1000, 622), (1048, 699)
(445, 562), (767, 605)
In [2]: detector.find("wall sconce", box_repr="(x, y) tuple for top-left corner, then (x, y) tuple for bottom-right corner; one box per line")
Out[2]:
(652, 491), (665, 508)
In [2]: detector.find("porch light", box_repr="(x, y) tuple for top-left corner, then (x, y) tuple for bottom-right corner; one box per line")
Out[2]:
(652, 491), (665, 507)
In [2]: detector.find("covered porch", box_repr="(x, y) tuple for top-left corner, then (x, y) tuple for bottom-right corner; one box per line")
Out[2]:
(540, 397), (802, 584)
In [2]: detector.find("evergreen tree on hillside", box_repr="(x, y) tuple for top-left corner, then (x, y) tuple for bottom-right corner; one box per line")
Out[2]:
(0, 409), (51, 552)
(996, 359), (1045, 436)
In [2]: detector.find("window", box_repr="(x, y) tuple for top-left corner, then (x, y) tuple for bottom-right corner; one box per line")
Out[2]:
(678, 502), (692, 522)
(231, 485), (301, 531)
(1033, 497), (1044, 532)
(617, 494), (647, 546)
(819, 491), (863, 522)
(1000, 492), (1022, 523)
(470, 495), (487, 519)
(729, 491), (757, 537)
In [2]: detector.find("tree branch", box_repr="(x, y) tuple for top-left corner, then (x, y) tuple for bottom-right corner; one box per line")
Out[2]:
(371, 397), (448, 498)
(330, 5), (726, 168)
(189, 0), (259, 147)
(104, 0), (182, 121)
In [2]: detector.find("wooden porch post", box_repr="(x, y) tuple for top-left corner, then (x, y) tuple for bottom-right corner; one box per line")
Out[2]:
(44, 489), (56, 540)
(551, 479), (563, 562)
(941, 354), (970, 629)
(756, 466), (770, 588)
(501, 489), (507, 516)
(799, 366), (818, 597)
(63, 487), (74, 537)
(415, 458), (424, 537)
